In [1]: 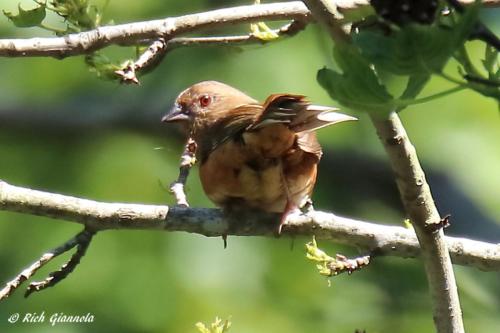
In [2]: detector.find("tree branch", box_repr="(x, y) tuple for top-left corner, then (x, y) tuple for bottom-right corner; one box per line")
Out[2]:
(1, 180), (499, 271)
(0, 2), (311, 58)
(169, 137), (197, 207)
(302, 0), (471, 332)
(1, 0), (498, 58)
(167, 19), (306, 48)
(115, 20), (307, 83)
(0, 228), (95, 300)
(24, 228), (94, 298)
(370, 112), (464, 333)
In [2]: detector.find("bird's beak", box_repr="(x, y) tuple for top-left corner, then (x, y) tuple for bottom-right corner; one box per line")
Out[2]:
(161, 103), (189, 123)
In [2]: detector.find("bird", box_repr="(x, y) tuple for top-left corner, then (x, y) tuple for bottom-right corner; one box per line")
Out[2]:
(162, 81), (356, 233)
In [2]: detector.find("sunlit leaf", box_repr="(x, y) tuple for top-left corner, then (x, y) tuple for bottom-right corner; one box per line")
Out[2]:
(250, 22), (279, 41)
(196, 317), (231, 333)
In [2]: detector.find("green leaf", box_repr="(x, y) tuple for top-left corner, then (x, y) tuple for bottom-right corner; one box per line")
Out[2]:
(399, 74), (431, 101)
(317, 44), (394, 115)
(483, 45), (500, 80)
(3, 3), (46, 28)
(352, 31), (403, 74)
(353, 4), (480, 76)
(395, 74), (431, 111)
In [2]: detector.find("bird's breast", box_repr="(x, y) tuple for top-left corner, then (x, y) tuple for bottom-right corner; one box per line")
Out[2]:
(198, 134), (318, 212)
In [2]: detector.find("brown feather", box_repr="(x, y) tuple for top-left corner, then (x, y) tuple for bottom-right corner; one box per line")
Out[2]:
(296, 132), (322, 160)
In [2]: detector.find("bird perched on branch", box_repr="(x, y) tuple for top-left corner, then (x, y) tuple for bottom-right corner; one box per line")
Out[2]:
(162, 81), (356, 233)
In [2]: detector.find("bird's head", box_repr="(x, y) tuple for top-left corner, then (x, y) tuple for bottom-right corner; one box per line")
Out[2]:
(162, 81), (257, 129)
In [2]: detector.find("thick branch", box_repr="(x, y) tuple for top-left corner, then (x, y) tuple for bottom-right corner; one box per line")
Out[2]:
(1, 0), (498, 58)
(0, 180), (499, 271)
(302, 0), (467, 332)
(370, 113), (464, 333)
(0, 2), (311, 58)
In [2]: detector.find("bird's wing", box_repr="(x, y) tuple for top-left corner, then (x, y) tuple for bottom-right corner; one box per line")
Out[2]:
(245, 94), (346, 159)
(197, 104), (261, 163)
(296, 131), (323, 159)
(198, 95), (344, 162)
(249, 94), (343, 133)
(249, 94), (307, 130)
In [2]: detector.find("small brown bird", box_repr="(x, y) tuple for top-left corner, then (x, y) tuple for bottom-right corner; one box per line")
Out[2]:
(162, 81), (356, 232)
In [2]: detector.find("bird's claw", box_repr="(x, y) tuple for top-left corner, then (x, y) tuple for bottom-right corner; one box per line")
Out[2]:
(277, 203), (302, 235)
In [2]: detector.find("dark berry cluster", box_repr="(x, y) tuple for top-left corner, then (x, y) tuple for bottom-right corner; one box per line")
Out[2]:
(370, 0), (439, 25)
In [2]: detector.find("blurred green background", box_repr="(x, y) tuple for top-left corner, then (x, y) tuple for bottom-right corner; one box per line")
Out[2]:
(0, 1), (499, 332)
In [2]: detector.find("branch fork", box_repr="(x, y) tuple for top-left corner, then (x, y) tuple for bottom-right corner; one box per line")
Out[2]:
(0, 228), (95, 300)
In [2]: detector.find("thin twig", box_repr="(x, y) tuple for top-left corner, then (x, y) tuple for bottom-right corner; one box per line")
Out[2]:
(170, 19), (307, 47)
(115, 20), (307, 84)
(0, 228), (95, 301)
(0, 180), (499, 271)
(115, 38), (168, 84)
(25, 229), (95, 297)
(306, 237), (371, 277)
(323, 254), (370, 276)
(169, 137), (197, 207)
(330, 253), (371, 275)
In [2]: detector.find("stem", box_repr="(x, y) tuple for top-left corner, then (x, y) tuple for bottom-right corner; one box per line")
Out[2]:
(38, 23), (67, 34)
(397, 86), (467, 106)
(437, 71), (468, 85)
(38, 22), (67, 34)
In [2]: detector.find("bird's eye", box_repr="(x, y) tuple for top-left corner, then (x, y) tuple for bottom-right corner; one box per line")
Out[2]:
(199, 95), (211, 108)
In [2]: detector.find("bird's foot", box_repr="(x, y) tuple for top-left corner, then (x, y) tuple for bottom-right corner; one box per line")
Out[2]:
(278, 201), (301, 235)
